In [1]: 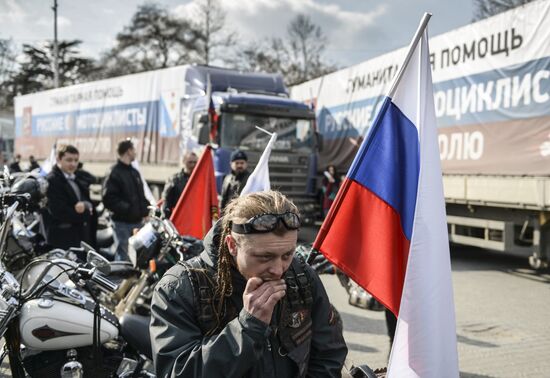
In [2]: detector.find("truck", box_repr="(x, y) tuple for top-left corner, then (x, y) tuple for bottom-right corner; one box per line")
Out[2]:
(291, 0), (550, 268)
(14, 65), (321, 224)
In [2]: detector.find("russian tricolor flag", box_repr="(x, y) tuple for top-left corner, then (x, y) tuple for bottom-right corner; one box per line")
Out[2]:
(313, 15), (459, 377)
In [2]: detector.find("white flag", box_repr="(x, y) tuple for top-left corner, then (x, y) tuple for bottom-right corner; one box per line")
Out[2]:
(41, 143), (57, 175)
(240, 133), (277, 196)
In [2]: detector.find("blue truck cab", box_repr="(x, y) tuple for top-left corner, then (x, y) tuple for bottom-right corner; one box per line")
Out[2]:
(184, 66), (321, 224)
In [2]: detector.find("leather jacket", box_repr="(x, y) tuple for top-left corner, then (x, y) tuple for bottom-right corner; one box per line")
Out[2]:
(102, 160), (149, 223)
(220, 170), (250, 210)
(150, 222), (347, 377)
(161, 170), (191, 218)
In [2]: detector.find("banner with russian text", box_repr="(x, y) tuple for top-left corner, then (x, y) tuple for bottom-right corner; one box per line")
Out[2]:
(291, 0), (550, 175)
(14, 66), (190, 163)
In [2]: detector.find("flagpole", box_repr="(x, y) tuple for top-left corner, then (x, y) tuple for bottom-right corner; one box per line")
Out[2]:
(388, 12), (432, 98)
(255, 126), (274, 136)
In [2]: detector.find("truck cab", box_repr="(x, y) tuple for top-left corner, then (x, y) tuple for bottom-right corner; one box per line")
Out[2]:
(184, 66), (321, 224)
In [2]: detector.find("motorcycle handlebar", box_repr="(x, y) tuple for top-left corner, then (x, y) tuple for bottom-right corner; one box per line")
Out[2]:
(91, 271), (119, 293)
(74, 267), (118, 293)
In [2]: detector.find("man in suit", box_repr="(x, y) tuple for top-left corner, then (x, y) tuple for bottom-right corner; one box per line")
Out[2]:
(46, 144), (95, 250)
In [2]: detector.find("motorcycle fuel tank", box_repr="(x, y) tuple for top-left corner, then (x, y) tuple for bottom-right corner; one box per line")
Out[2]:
(19, 298), (118, 350)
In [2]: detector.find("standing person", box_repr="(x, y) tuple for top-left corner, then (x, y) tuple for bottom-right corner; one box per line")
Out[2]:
(321, 165), (341, 217)
(9, 154), (22, 173)
(151, 190), (347, 377)
(76, 162), (97, 190)
(220, 149), (250, 210)
(385, 308), (397, 348)
(27, 155), (41, 172)
(102, 139), (149, 261)
(45, 145), (95, 249)
(161, 152), (198, 218)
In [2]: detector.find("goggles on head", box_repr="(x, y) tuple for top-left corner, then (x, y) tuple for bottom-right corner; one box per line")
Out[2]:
(231, 212), (301, 234)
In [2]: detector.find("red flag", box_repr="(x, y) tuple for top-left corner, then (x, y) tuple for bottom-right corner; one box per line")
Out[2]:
(170, 146), (219, 238)
(206, 74), (219, 142)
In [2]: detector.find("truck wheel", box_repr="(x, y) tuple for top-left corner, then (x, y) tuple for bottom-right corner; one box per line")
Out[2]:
(528, 254), (548, 271)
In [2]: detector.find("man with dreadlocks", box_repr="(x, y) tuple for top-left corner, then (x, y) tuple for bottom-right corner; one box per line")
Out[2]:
(150, 190), (347, 377)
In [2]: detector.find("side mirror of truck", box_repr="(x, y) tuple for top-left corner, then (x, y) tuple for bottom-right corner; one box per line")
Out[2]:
(197, 115), (210, 145)
(316, 131), (324, 152)
(198, 114), (208, 124)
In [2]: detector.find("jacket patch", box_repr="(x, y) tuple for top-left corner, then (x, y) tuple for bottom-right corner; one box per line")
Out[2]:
(328, 304), (341, 326)
(289, 310), (308, 328)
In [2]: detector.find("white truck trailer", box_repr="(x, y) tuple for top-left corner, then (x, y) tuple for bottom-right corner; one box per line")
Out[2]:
(14, 65), (321, 222)
(291, 0), (550, 268)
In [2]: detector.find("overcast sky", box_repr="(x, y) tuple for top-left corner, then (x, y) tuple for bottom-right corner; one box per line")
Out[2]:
(0, 0), (473, 68)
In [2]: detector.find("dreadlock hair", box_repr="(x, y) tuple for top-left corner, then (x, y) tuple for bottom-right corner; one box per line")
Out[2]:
(215, 190), (300, 315)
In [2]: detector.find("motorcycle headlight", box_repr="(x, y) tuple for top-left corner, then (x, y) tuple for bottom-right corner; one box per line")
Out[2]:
(128, 223), (160, 269)
(128, 239), (138, 268)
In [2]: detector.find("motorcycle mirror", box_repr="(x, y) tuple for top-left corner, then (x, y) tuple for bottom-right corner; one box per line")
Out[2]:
(162, 219), (179, 238)
(86, 250), (111, 275)
(81, 241), (96, 253)
(2, 165), (10, 188)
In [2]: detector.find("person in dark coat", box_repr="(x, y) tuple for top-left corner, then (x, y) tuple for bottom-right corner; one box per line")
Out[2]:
(102, 139), (150, 261)
(150, 190), (348, 377)
(161, 152), (198, 218)
(321, 165), (341, 217)
(76, 162), (96, 189)
(27, 155), (41, 172)
(220, 149), (250, 210)
(46, 145), (95, 250)
(9, 154), (22, 173)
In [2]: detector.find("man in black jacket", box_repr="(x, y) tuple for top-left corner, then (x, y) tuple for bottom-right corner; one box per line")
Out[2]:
(161, 152), (198, 218)
(46, 145), (95, 249)
(220, 149), (250, 210)
(102, 139), (150, 261)
(27, 155), (41, 172)
(150, 190), (347, 377)
(8, 154), (22, 173)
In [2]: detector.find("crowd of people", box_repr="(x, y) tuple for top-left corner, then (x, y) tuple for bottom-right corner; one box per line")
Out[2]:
(5, 154), (41, 173)
(16, 140), (254, 264)
(8, 142), (343, 257)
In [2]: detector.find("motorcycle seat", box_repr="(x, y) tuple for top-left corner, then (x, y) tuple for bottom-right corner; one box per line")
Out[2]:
(119, 313), (152, 360)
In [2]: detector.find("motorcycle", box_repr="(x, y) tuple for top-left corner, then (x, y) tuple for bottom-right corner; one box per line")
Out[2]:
(114, 215), (202, 317)
(0, 201), (155, 377)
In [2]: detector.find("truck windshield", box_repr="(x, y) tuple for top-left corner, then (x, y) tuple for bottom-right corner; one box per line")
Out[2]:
(221, 113), (313, 152)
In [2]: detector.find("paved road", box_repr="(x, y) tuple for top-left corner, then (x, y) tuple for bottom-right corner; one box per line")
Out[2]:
(321, 245), (550, 378)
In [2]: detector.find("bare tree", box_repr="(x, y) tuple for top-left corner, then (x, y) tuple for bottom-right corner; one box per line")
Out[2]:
(191, 0), (237, 65)
(98, 3), (201, 78)
(473, 0), (536, 21)
(237, 38), (288, 74)
(287, 14), (328, 83)
(234, 14), (335, 86)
